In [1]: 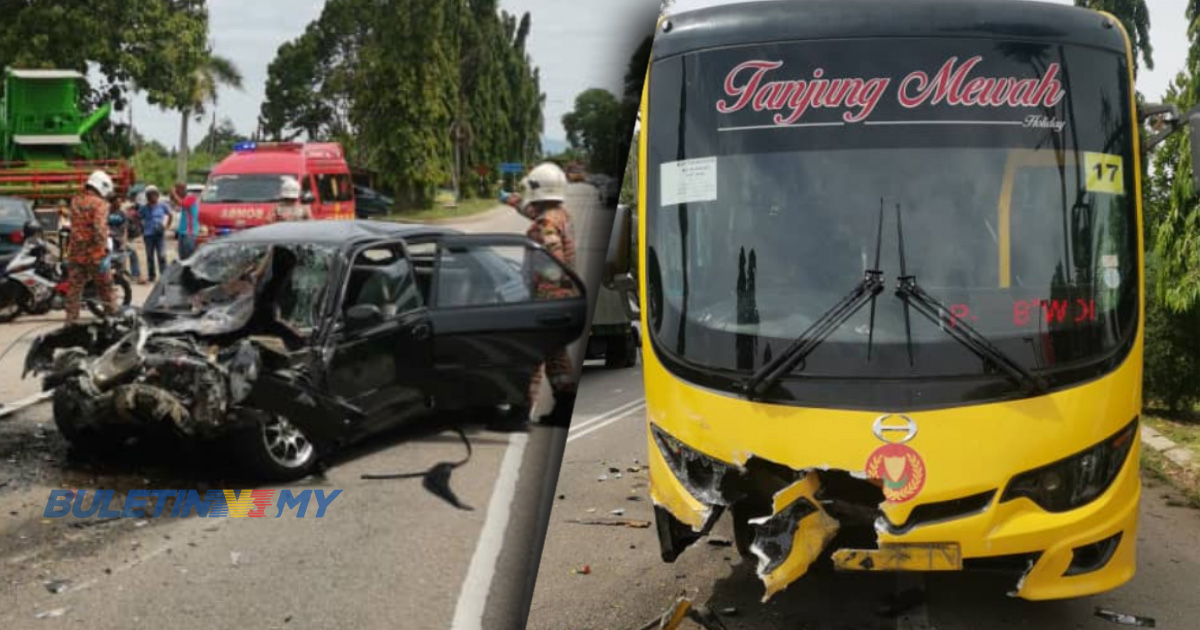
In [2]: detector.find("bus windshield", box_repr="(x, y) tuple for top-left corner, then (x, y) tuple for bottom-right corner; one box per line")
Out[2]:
(646, 38), (1138, 404)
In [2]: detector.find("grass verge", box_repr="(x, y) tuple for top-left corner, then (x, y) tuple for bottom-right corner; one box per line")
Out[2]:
(1143, 414), (1200, 463)
(1141, 446), (1200, 509)
(383, 198), (498, 223)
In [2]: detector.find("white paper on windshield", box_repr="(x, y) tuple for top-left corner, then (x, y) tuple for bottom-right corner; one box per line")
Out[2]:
(661, 157), (717, 206)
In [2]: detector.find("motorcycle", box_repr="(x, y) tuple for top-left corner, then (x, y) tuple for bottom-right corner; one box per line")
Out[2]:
(0, 232), (133, 323)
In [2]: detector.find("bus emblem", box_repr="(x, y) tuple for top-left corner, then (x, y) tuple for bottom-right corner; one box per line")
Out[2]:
(867, 415), (926, 503)
(872, 414), (917, 443)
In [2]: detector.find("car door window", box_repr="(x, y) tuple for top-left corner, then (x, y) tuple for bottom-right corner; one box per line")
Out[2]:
(317, 173), (354, 203)
(343, 244), (423, 318)
(434, 243), (582, 308)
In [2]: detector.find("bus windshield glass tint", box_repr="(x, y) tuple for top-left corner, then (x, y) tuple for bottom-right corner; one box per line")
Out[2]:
(645, 38), (1138, 392)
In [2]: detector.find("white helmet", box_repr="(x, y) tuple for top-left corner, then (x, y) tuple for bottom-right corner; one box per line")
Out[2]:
(280, 177), (301, 200)
(87, 171), (114, 199)
(521, 162), (567, 204)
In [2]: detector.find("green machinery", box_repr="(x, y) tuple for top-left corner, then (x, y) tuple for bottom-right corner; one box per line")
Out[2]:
(0, 68), (134, 205)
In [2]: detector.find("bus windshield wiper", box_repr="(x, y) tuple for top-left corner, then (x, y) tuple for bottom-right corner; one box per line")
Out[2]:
(741, 202), (886, 401)
(892, 203), (1048, 394)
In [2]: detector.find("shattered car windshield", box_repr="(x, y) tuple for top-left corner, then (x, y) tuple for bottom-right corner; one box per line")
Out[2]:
(145, 242), (336, 334)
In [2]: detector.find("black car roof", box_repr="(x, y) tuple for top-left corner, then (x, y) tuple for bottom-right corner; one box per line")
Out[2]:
(220, 220), (459, 247)
(654, 0), (1128, 61)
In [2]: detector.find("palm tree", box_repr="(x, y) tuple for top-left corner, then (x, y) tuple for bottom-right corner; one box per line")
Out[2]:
(176, 53), (243, 183)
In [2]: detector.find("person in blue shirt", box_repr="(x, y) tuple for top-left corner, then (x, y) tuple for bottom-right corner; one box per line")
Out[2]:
(138, 185), (173, 282)
(175, 189), (200, 260)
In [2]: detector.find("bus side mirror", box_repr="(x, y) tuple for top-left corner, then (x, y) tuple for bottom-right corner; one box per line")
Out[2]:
(1189, 114), (1200, 191)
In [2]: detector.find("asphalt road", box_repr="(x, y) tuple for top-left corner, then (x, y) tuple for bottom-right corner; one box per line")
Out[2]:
(0, 193), (614, 630)
(526, 363), (1200, 630)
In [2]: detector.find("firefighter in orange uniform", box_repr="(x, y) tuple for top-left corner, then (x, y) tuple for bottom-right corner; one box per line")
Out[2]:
(503, 162), (578, 426)
(65, 171), (117, 323)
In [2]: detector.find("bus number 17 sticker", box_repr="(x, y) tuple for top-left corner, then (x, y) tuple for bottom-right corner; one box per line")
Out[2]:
(1085, 152), (1125, 195)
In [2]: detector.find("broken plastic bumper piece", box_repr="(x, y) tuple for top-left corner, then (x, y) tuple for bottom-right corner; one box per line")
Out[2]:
(749, 474), (840, 601)
(832, 543), (963, 572)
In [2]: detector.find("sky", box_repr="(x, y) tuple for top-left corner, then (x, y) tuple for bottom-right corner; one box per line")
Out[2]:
(124, 0), (659, 151)
(668, 0), (1192, 107)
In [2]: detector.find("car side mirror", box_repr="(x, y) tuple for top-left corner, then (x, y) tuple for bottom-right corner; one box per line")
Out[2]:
(605, 205), (633, 285)
(604, 204), (639, 319)
(302, 191), (316, 204)
(346, 303), (384, 330)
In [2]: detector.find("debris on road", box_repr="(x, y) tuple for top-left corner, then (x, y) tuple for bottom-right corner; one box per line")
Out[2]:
(43, 579), (71, 594)
(230, 551), (242, 566)
(34, 607), (68, 619)
(1095, 608), (1157, 628)
(611, 508), (625, 516)
(573, 564), (591, 575)
(565, 517), (652, 528)
(362, 428), (475, 511)
(633, 596), (730, 630)
(705, 536), (733, 548)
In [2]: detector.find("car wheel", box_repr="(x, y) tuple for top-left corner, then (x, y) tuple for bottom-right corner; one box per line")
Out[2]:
(52, 378), (123, 457)
(604, 330), (639, 369)
(234, 414), (319, 481)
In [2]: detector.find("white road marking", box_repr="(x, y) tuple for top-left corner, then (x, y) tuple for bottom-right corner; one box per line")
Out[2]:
(449, 431), (529, 630)
(566, 398), (645, 435)
(63, 543), (174, 595)
(567, 403), (645, 444)
(0, 391), (52, 420)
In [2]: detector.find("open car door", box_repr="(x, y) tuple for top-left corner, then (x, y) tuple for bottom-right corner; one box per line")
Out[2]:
(426, 234), (588, 409)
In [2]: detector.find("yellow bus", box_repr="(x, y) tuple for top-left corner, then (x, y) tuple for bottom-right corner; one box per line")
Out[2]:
(605, 0), (1200, 602)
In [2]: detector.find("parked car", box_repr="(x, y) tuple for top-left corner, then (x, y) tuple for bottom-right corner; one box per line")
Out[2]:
(354, 185), (393, 218)
(0, 196), (37, 258)
(24, 220), (588, 479)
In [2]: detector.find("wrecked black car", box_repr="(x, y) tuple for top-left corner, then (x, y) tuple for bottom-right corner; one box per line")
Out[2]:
(24, 221), (587, 479)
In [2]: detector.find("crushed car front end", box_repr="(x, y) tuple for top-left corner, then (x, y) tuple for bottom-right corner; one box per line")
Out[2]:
(24, 236), (344, 478)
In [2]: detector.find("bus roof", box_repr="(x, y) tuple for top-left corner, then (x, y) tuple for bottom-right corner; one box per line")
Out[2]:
(653, 0), (1129, 62)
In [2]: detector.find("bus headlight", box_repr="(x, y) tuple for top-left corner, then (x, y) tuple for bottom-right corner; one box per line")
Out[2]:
(1001, 418), (1138, 513)
(651, 424), (742, 507)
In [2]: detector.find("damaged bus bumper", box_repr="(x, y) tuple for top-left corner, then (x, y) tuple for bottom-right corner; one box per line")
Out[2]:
(647, 417), (1140, 602)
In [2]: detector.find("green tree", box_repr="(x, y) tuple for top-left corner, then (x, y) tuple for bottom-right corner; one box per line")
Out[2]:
(258, 0), (367, 146)
(259, 0), (544, 208)
(0, 0), (211, 158)
(1149, 2), (1200, 312)
(159, 52), (244, 184)
(563, 88), (625, 177)
(194, 117), (249, 158)
(1074, 0), (1152, 75)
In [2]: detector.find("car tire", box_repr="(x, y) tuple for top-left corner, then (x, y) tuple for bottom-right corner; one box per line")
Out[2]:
(604, 330), (639, 369)
(233, 414), (320, 481)
(52, 378), (123, 457)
